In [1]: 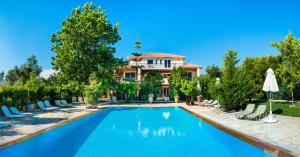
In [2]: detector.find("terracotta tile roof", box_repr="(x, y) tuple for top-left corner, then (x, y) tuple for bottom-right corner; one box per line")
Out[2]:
(128, 53), (185, 60)
(180, 63), (201, 68)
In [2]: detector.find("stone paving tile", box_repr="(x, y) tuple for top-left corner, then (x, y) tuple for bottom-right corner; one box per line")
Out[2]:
(0, 104), (98, 146)
(183, 105), (300, 155)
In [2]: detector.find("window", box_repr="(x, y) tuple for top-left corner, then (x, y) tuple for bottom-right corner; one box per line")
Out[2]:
(147, 60), (153, 65)
(160, 60), (162, 65)
(155, 59), (158, 64)
(164, 60), (171, 68)
(125, 72), (136, 80)
(187, 72), (192, 80)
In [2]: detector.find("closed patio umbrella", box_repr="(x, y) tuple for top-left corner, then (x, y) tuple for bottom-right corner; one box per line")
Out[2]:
(262, 68), (279, 123)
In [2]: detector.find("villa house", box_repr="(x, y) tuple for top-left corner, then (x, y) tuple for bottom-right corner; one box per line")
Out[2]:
(117, 53), (201, 98)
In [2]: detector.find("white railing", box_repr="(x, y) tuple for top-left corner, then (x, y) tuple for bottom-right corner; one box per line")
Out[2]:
(129, 63), (183, 69)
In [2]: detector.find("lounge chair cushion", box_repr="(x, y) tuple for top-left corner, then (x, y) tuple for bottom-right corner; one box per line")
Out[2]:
(55, 100), (63, 106)
(236, 104), (255, 119)
(38, 101), (46, 109)
(246, 105), (266, 120)
(38, 101), (57, 111)
(1, 106), (23, 118)
(9, 107), (33, 115)
(61, 100), (72, 107)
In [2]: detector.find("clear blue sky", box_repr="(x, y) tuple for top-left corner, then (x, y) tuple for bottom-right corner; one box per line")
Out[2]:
(0, 0), (299, 72)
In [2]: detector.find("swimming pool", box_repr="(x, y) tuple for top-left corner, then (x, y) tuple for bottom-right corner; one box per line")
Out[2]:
(0, 107), (274, 157)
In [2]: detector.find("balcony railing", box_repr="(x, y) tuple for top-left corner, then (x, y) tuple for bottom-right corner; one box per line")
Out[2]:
(129, 63), (183, 69)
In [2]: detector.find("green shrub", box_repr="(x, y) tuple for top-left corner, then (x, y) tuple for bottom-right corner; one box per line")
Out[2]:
(12, 85), (28, 106)
(180, 79), (198, 104)
(140, 71), (163, 100)
(84, 74), (102, 105)
(117, 81), (138, 101)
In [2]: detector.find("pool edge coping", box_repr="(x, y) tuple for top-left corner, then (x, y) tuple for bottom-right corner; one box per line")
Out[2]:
(180, 106), (299, 157)
(0, 108), (107, 149)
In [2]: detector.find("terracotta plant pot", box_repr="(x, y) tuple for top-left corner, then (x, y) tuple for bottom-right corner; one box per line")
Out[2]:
(185, 96), (191, 105)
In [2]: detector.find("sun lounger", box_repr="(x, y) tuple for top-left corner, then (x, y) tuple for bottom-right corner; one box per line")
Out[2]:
(72, 97), (80, 104)
(44, 100), (59, 110)
(246, 105), (267, 120)
(206, 100), (219, 107)
(38, 101), (55, 111)
(0, 122), (10, 128)
(198, 100), (211, 106)
(112, 96), (118, 104)
(1, 106), (23, 118)
(60, 100), (72, 107)
(78, 97), (85, 104)
(55, 100), (62, 106)
(235, 104), (255, 119)
(202, 100), (209, 104)
(9, 107), (33, 116)
(206, 100), (214, 104)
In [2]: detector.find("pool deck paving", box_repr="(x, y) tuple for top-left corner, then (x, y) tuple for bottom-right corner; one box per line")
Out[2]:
(0, 103), (299, 156)
(182, 105), (300, 156)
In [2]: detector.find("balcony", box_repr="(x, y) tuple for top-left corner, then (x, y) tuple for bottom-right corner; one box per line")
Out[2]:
(129, 63), (184, 70)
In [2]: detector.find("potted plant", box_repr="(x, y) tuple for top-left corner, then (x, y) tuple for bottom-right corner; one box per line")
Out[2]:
(148, 93), (154, 104)
(174, 95), (180, 103)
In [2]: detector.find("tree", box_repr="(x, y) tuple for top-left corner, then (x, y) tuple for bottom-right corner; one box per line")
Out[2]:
(272, 32), (300, 106)
(25, 73), (45, 103)
(169, 67), (187, 98)
(0, 71), (5, 85)
(196, 74), (211, 99)
(206, 64), (221, 78)
(84, 73), (102, 105)
(242, 56), (280, 100)
(20, 55), (42, 80)
(117, 81), (138, 101)
(140, 70), (163, 100)
(218, 50), (244, 111)
(51, 2), (121, 84)
(180, 79), (198, 105)
(132, 40), (143, 81)
(6, 55), (42, 85)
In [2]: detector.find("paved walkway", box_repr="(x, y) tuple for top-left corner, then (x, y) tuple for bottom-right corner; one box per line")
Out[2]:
(183, 105), (300, 156)
(0, 103), (299, 156)
(0, 105), (99, 146)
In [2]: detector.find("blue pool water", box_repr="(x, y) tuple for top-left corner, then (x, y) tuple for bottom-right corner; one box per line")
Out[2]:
(0, 107), (273, 157)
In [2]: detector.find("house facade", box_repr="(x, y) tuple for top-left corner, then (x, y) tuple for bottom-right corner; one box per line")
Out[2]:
(117, 53), (201, 98)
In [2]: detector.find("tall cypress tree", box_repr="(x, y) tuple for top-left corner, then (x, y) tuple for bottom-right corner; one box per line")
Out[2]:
(219, 49), (241, 111)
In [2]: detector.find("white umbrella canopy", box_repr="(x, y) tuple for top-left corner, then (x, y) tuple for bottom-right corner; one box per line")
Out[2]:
(263, 68), (279, 92)
(262, 68), (279, 123)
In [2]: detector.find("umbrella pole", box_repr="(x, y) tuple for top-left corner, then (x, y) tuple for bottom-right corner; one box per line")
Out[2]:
(270, 92), (272, 115)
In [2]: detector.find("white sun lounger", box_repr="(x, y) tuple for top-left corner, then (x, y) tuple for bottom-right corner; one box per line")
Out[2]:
(60, 100), (72, 107)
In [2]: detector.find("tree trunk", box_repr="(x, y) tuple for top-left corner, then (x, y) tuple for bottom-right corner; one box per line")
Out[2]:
(291, 90), (294, 107)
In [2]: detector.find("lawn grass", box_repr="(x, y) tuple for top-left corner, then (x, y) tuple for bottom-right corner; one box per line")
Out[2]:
(259, 102), (300, 117)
